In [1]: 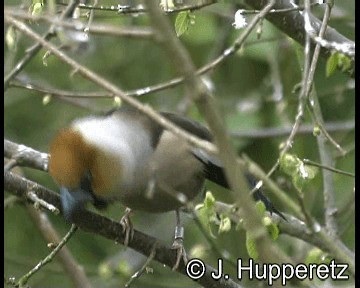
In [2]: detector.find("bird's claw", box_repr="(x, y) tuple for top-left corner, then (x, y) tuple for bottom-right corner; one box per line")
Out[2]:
(171, 237), (188, 270)
(120, 208), (134, 246)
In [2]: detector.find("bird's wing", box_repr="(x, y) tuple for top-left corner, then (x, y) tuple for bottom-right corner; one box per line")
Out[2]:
(161, 112), (286, 220)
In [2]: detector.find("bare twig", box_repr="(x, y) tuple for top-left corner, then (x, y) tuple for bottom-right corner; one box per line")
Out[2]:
(303, 159), (354, 178)
(4, 139), (49, 171)
(26, 206), (93, 288)
(124, 243), (157, 288)
(17, 225), (78, 287)
(27, 191), (60, 214)
(231, 121), (354, 139)
(4, 9), (155, 39)
(303, 0), (339, 236)
(303, 3), (354, 58)
(244, 0), (355, 71)
(4, 0), (80, 91)
(4, 15), (217, 156)
(8, 36), (286, 100)
(57, 0), (217, 14)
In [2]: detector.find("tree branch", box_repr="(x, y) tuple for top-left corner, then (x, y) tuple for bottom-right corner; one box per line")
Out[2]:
(4, 171), (242, 288)
(4, 139), (49, 172)
(4, 0), (81, 91)
(243, 0), (355, 75)
(145, 0), (296, 269)
(4, 15), (217, 157)
(4, 8), (155, 40)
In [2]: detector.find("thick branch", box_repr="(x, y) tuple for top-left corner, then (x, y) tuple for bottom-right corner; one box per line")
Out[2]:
(4, 139), (49, 171)
(4, 171), (242, 288)
(243, 0), (355, 75)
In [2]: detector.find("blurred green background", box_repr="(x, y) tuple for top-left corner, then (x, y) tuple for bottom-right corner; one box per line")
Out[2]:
(4, 0), (355, 287)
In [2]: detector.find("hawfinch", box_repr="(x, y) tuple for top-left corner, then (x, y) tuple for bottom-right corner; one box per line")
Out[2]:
(48, 107), (284, 267)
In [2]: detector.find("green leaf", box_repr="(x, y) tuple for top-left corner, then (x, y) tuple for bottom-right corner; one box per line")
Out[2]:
(113, 96), (122, 108)
(262, 217), (280, 240)
(246, 233), (259, 260)
(98, 263), (113, 279)
(293, 173), (306, 190)
(218, 215), (231, 234)
(280, 153), (301, 176)
(196, 191), (218, 238)
(326, 52), (353, 77)
(235, 218), (244, 231)
(160, 0), (175, 10)
(326, 52), (338, 77)
(338, 53), (352, 72)
(189, 244), (207, 259)
(42, 94), (52, 106)
(313, 125), (321, 136)
(5, 26), (17, 51)
(280, 154), (317, 190)
(31, 2), (43, 16)
(305, 248), (330, 265)
(255, 201), (266, 215)
(175, 11), (193, 37)
(204, 191), (215, 209)
(294, 163), (317, 190)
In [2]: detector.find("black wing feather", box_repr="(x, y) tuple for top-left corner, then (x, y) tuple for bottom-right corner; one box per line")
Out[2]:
(108, 108), (286, 219)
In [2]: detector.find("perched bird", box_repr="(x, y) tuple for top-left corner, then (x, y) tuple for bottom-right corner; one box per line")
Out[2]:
(48, 107), (284, 268)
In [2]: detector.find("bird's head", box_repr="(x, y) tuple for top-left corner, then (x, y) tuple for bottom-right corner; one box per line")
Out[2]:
(49, 128), (97, 222)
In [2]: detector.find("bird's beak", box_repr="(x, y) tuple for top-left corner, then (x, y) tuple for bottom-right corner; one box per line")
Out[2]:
(60, 186), (94, 222)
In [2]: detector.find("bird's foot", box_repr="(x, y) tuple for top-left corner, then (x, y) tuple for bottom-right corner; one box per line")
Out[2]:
(120, 208), (134, 246)
(171, 226), (188, 271)
(171, 237), (188, 271)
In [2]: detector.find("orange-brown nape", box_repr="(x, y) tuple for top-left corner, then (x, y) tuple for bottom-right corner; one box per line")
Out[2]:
(49, 129), (94, 189)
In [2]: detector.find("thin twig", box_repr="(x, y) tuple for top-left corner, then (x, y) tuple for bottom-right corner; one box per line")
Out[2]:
(260, 0), (316, 191)
(4, 0), (80, 91)
(26, 206), (93, 288)
(303, 159), (354, 178)
(231, 121), (354, 138)
(4, 15), (217, 156)
(4, 9), (155, 39)
(124, 243), (157, 288)
(17, 225), (78, 287)
(294, 186), (315, 232)
(241, 3), (320, 14)
(8, 36), (286, 100)
(303, 0), (339, 236)
(27, 191), (60, 214)
(56, 0), (217, 14)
